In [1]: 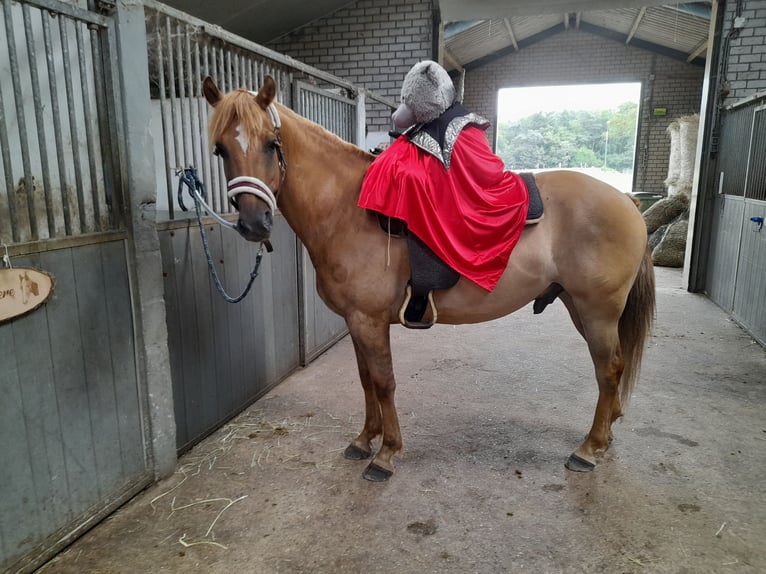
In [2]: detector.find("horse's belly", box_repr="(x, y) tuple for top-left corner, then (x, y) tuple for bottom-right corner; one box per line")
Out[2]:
(431, 229), (552, 324)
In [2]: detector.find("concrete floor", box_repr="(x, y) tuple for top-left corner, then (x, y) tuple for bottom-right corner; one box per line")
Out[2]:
(37, 268), (766, 574)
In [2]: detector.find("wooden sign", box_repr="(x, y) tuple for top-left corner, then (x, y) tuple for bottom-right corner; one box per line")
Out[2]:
(0, 267), (55, 323)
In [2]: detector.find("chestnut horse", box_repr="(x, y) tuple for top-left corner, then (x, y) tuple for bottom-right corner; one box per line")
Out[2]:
(202, 76), (655, 481)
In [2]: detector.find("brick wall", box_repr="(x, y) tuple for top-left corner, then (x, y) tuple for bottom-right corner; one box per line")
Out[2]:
(719, 0), (766, 102)
(462, 29), (704, 194)
(268, 0), (434, 134)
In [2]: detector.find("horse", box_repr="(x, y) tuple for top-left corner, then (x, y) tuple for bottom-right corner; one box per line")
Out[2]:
(201, 76), (655, 482)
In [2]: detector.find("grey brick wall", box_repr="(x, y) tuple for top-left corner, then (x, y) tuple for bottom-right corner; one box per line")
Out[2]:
(719, 0), (766, 102)
(462, 29), (704, 195)
(268, 0), (435, 134)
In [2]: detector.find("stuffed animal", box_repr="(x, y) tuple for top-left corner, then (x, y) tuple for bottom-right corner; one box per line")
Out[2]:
(392, 60), (456, 130)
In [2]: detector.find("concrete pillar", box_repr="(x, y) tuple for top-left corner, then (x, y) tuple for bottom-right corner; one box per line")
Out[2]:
(112, 0), (177, 479)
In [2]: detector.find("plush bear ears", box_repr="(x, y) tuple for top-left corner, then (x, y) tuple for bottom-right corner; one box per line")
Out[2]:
(394, 60), (456, 127)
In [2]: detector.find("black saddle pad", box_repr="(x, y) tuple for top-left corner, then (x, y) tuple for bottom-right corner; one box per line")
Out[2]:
(520, 172), (544, 223)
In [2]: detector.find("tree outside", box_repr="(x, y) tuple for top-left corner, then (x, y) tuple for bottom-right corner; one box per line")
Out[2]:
(496, 84), (640, 192)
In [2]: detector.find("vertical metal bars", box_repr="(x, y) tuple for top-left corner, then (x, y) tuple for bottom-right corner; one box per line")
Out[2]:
(744, 106), (766, 201)
(144, 6), (371, 222)
(0, 0), (116, 245)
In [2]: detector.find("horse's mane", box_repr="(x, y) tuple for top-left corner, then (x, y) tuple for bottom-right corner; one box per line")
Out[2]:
(209, 88), (374, 164)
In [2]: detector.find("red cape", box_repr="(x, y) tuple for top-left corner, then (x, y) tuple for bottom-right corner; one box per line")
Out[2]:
(358, 126), (529, 291)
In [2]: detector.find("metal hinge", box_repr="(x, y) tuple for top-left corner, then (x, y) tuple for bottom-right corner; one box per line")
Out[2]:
(95, 0), (116, 16)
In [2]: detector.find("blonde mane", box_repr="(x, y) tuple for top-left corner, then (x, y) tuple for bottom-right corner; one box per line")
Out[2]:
(208, 88), (373, 163)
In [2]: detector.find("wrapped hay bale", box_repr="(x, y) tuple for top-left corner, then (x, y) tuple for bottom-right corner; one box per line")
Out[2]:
(652, 218), (688, 267)
(643, 193), (689, 234)
(648, 223), (669, 252)
(664, 120), (681, 196)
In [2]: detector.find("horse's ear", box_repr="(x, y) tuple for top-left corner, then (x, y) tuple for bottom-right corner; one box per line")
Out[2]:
(202, 76), (222, 107)
(255, 76), (276, 109)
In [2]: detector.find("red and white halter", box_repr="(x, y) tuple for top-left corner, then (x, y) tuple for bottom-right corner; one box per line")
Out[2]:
(226, 99), (285, 214)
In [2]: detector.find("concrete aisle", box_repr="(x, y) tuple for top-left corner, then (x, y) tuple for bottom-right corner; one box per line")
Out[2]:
(37, 268), (766, 574)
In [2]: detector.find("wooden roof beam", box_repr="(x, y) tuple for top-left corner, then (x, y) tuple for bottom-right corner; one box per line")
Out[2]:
(503, 17), (519, 51)
(687, 38), (708, 62)
(443, 46), (464, 72)
(564, 12), (569, 30)
(575, 12), (581, 29)
(626, 6), (646, 44)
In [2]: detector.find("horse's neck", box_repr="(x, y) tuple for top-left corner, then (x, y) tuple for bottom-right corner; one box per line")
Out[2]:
(277, 108), (372, 253)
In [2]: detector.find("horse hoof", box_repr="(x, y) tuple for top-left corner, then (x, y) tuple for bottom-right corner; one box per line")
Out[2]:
(344, 443), (371, 460)
(362, 462), (393, 482)
(565, 453), (596, 472)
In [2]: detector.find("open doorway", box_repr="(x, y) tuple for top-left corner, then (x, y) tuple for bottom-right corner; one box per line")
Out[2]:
(496, 83), (641, 193)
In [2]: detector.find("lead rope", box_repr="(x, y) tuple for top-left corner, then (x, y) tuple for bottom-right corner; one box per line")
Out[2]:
(177, 167), (264, 303)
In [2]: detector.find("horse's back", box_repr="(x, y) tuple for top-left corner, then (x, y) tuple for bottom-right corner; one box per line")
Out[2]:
(435, 170), (647, 323)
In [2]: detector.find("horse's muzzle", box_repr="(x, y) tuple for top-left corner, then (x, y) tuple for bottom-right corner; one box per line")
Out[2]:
(236, 210), (273, 242)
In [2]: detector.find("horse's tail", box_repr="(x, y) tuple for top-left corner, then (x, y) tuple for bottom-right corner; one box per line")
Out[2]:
(618, 246), (656, 408)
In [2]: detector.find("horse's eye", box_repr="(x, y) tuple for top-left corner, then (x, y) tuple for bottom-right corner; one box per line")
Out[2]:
(265, 140), (278, 153)
(213, 144), (227, 158)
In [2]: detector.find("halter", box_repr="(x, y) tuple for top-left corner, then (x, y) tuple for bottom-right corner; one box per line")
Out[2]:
(226, 100), (287, 212)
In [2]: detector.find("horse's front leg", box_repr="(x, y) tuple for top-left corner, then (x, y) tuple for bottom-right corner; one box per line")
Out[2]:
(343, 337), (381, 461)
(344, 311), (402, 481)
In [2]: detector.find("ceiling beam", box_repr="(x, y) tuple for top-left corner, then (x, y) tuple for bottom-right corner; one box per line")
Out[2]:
(575, 12), (581, 29)
(687, 38), (708, 62)
(443, 46), (464, 72)
(563, 12), (569, 30)
(440, 0), (679, 21)
(626, 6), (646, 44)
(503, 18), (519, 51)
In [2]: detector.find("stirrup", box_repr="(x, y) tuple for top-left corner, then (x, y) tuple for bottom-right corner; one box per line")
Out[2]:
(398, 284), (438, 329)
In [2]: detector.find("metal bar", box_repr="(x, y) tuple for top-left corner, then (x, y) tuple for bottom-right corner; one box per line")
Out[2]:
(725, 91), (766, 111)
(165, 17), (182, 178)
(44, 12), (80, 236)
(0, 73), (20, 242)
(75, 21), (102, 231)
(177, 22), (190, 169)
(4, 0), (38, 240)
(209, 43), (223, 213)
(21, 0), (109, 27)
(156, 20), (175, 219)
(90, 22), (117, 228)
(23, 4), (57, 237)
(182, 23), (194, 174)
(194, 38), (210, 213)
(143, 0), (360, 94)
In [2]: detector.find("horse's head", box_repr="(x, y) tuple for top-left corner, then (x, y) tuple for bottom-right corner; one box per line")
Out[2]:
(203, 76), (286, 243)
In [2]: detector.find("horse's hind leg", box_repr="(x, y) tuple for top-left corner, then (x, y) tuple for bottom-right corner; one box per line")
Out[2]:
(562, 297), (625, 472)
(343, 312), (402, 481)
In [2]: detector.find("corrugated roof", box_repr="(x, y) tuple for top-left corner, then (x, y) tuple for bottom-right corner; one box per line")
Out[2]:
(443, 3), (712, 70)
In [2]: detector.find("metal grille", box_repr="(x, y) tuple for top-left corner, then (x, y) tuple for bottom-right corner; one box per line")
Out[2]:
(745, 105), (766, 201)
(0, 0), (118, 245)
(294, 81), (356, 143)
(145, 6), (295, 220)
(717, 104), (754, 197)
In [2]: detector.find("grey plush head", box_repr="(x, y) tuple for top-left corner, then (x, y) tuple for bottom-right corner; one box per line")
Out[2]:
(392, 60), (456, 129)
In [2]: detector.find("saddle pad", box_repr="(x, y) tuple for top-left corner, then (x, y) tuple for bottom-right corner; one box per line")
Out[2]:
(520, 172), (544, 223)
